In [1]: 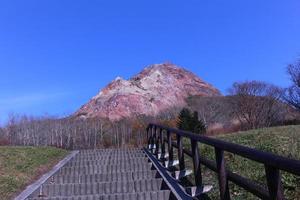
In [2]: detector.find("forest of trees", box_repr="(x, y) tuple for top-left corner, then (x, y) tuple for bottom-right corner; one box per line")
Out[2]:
(0, 115), (148, 149)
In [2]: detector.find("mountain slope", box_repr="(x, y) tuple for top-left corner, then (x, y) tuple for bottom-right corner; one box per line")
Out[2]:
(75, 63), (221, 120)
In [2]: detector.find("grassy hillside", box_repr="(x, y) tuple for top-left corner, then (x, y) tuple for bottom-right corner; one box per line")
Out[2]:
(183, 125), (300, 200)
(0, 146), (68, 200)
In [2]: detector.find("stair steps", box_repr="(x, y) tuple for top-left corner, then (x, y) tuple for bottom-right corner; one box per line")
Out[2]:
(28, 190), (171, 200)
(47, 171), (158, 184)
(27, 149), (171, 200)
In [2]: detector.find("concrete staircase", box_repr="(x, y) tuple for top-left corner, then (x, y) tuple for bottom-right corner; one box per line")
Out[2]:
(27, 149), (171, 200)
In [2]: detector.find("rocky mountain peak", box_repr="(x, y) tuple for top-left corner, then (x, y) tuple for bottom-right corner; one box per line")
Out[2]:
(75, 63), (221, 121)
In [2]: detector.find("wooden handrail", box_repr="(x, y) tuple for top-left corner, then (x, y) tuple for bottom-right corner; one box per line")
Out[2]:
(146, 123), (300, 200)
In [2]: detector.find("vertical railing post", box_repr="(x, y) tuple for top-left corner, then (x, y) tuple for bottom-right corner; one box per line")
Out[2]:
(155, 127), (160, 157)
(265, 165), (284, 200)
(147, 126), (151, 149)
(177, 135), (185, 170)
(160, 128), (165, 158)
(150, 125), (155, 153)
(167, 131), (174, 161)
(153, 126), (157, 154)
(191, 139), (202, 186)
(215, 147), (230, 200)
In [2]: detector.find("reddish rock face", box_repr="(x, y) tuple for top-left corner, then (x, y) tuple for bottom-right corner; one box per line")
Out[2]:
(74, 63), (221, 121)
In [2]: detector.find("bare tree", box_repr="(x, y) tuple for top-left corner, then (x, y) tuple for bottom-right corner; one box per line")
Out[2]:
(229, 81), (284, 130)
(186, 96), (234, 125)
(284, 59), (300, 110)
(2, 113), (152, 149)
(0, 126), (9, 145)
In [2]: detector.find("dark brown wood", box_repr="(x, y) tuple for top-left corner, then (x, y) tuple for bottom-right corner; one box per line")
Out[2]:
(160, 128), (165, 156)
(147, 127), (151, 147)
(215, 147), (230, 200)
(265, 165), (284, 200)
(144, 148), (195, 200)
(167, 130), (174, 161)
(149, 124), (300, 176)
(191, 139), (202, 186)
(147, 124), (300, 200)
(154, 126), (159, 156)
(177, 135), (185, 170)
(151, 126), (156, 154)
(172, 142), (270, 199)
(151, 126), (154, 148)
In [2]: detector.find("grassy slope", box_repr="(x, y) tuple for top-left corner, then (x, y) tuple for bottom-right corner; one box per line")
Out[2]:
(0, 146), (68, 200)
(183, 125), (300, 200)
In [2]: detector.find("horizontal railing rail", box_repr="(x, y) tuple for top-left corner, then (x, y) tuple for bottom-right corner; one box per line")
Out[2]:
(146, 123), (300, 200)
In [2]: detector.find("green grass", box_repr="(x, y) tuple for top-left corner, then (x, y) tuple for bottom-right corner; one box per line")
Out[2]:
(183, 125), (300, 200)
(0, 146), (68, 200)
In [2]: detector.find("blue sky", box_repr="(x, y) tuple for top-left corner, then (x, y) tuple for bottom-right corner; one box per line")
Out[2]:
(0, 0), (300, 124)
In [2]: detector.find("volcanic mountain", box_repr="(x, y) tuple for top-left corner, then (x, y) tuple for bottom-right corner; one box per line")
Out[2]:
(75, 63), (221, 121)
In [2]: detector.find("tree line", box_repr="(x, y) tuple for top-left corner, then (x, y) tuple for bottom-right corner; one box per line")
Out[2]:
(0, 115), (147, 149)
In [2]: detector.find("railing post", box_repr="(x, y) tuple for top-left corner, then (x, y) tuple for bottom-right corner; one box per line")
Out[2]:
(177, 135), (185, 170)
(150, 126), (155, 152)
(147, 126), (151, 148)
(265, 165), (284, 200)
(152, 126), (157, 155)
(215, 147), (230, 200)
(191, 139), (202, 186)
(160, 128), (165, 157)
(155, 127), (160, 157)
(167, 131), (174, 161)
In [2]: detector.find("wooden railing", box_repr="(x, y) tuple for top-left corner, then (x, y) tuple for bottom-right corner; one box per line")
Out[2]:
(146, 123), (300, 200)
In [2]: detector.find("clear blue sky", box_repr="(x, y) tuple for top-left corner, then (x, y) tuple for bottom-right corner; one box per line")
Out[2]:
(1, 0), (300, 124)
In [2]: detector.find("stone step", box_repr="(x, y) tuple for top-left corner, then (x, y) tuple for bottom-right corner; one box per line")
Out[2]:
(29, 179), (164, 197)
(56, 168), (153, 176)
(58, 164), (152, 175)
(78, 149), (144, 153)
(68, 156), (148, 162)
(75, 154), (146, 158)
(66, 158), (149, 167)
(77, 152), (145, 155)
(63, 162), (150, 169)
(28, 190), (171, 200)
(71, 155), (146, 161)
(74, 155), (146, 158)
(48, 171), (158, 184)
(59, 168), (154, 175)
(77, 152), (145, 156)
(78, 151), (144, 154)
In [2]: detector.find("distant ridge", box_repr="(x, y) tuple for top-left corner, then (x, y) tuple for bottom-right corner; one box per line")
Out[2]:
(74, 63), (221, 121)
